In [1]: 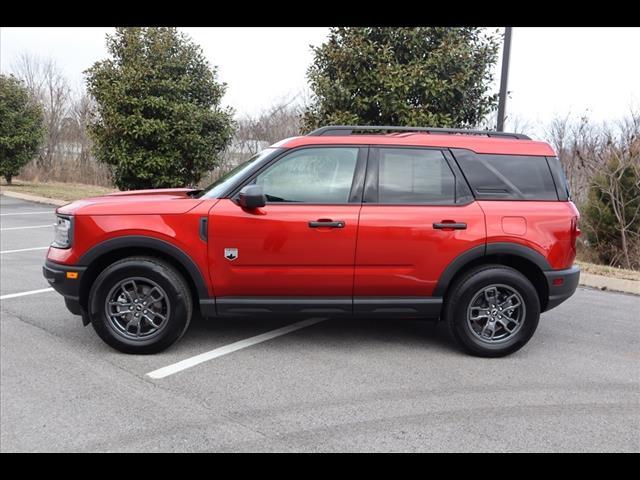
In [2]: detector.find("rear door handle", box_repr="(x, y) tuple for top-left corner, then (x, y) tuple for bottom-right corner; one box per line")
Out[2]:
(433, 222), (467, 230)
(309, 220), (345, 228)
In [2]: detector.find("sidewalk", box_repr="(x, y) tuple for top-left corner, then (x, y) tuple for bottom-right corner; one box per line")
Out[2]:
(579, 272), (640, 295)
(0, 189), (68, 206)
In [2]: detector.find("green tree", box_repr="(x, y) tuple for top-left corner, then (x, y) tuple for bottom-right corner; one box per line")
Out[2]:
(303, 27), (500, 132)
(0, 75), (45, 184)
(85, 27), (235, 190)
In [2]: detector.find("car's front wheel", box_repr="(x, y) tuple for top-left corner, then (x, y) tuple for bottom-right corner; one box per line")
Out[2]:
(88, 256), (193, 354)
(444, 265), (540, 357)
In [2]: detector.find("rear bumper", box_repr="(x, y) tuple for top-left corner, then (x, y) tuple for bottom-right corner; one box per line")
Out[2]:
(543, 265), (580, 311)
(43, 260), (87, 316)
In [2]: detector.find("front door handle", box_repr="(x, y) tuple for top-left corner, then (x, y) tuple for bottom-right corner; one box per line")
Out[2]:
(309, 219), (345, 228)
(433, 222), (467, 230)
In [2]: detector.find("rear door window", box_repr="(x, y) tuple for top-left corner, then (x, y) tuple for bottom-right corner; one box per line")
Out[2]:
(376, 148), (456, 204)
(453, 150), (559, 200)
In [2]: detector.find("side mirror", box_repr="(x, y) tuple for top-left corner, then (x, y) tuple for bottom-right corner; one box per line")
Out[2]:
(238, 185), (266, 209)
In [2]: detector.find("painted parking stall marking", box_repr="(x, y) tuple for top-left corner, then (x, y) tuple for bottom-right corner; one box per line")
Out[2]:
(0, 288), (55, 300)
(0, 211), (53, 216)
(147, 318), (327, 379)
(0, 224), (54, 231)
(1, 246), (50, 254)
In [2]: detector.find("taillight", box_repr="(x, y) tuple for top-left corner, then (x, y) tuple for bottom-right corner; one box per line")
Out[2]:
(571, 216), (581, 246)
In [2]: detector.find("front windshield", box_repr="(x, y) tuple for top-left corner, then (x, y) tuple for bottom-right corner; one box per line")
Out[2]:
(197, 148), (277, 199)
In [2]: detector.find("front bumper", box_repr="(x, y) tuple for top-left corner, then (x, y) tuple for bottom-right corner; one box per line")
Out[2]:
(43, 260), (87, 316)
(543, 265), (580, 311)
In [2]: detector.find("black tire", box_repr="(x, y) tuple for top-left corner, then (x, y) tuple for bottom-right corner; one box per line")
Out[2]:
(443, 264), (540, 357)
(88, 256), (193, 354)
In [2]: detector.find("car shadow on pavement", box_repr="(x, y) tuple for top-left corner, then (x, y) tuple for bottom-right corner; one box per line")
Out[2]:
(182, 312), (455, 353)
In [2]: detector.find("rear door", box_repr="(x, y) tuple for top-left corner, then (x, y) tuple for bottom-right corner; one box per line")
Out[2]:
(354, 147), (486, 315)
(208, 146), (366, 315)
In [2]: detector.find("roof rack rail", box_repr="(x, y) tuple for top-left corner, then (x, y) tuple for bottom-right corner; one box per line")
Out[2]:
(307, 125), (531, 140)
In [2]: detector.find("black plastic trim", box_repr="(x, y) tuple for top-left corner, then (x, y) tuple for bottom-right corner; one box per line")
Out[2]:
(308, 220), (345, 228)
(199, 299), (216, 318)
(485, 242), (552, 271)
(215, 297), (353, 317)
(353, 297), (442, 318)
(210, 296), (443, 318)
(43, 260), (87, 315)
(349, 146), (368, 203)
(77, 236), (209, 299)
(433, 244), (486, 297)
(432, 242), (553, 298)
(199, 217), (208, 242)
(544, 265), (580, 311)
(65, 297), (83, 316)
(307, 125), (531, 140)
(433, 222), (467, 230)
(442, 149), (474, 204)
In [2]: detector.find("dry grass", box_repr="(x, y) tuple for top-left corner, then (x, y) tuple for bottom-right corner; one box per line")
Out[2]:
(0, 179), (116, 202)
(575, 260), (640, 281)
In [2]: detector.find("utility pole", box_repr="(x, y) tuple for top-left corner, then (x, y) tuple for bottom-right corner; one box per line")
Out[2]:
(496, 26), (512, 131)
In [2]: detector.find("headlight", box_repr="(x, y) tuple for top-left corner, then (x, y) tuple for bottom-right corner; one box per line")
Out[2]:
(52, 215), (72, 249)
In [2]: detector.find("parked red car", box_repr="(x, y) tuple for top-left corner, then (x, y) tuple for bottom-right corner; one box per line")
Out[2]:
(44, 126), (580, 357)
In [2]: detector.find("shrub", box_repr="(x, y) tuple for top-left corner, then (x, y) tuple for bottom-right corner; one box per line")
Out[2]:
(85, 27), (235, 190)
(0, 74), (45, 184)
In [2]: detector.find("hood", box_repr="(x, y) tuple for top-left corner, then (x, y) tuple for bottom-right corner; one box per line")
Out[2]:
(57, 188), (206, 216)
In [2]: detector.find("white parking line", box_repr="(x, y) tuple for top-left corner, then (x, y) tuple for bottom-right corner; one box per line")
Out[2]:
(0, 288), (54, 300)
(0, 224), (53, 231)
(147, 317), (326, 379)
(0, 211), (52, 216)
(1, 246), (49, 254)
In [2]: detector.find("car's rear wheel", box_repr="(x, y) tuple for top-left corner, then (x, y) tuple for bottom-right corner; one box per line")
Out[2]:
(88, 256), (192, 354)
(444, 265), (540, 357)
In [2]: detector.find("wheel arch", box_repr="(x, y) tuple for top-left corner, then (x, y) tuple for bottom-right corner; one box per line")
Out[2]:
(77, 236), (208, 311)
(435, 243), (551, 311)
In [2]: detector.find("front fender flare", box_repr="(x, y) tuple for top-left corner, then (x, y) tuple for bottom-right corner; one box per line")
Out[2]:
(78, 235), (209, 299)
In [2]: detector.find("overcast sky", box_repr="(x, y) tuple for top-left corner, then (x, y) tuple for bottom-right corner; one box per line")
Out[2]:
(1, 27), (638, 136)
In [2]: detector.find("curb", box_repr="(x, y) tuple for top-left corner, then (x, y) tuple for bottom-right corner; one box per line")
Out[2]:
(578, 272), (639, 296)
(0, 189), (69, 207)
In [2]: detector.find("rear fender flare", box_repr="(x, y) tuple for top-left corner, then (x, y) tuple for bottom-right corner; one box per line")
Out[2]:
(433, 242), (551, 297)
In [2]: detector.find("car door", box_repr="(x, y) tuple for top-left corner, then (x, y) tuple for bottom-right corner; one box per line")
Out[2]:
(208, 146), (366, 316)
(354, 146), (486, 316)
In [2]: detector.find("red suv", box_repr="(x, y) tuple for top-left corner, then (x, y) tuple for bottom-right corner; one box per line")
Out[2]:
(43, 126), (580, 357)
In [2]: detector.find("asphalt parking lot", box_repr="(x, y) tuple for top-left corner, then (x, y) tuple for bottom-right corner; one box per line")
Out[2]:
(1, 194), (638, 452)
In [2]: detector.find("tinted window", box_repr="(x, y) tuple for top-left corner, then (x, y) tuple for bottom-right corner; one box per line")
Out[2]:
(254, 147), (358, 203)
(455, 151), (558, 200)
(547, 156), (570, 200)
(377, 148), (456, 204)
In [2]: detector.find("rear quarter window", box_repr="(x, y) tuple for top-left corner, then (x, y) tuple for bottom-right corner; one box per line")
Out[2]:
(452, 150), (559, 201)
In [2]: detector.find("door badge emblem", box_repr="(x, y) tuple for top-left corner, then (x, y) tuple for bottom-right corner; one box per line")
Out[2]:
(224, 248), (238, 261)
